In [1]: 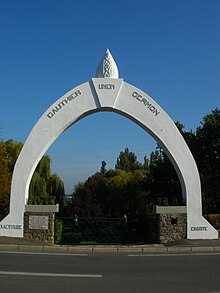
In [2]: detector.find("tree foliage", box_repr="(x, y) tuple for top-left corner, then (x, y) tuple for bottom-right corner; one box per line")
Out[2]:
(100, 160), (107, 174)
(28, 156), (65, 208)
(68, 108), (220, 218)
(194, 108), (220, 213)
(0, 108), (219, 221)
(0, 139), (65, 219)
(0, 141), (11, 220)
(115, 147), (141, 171)
(69, 149), (183, 218)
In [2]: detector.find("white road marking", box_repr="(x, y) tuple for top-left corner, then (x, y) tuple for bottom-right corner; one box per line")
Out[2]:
(0, 271), (102, 278)
(128, 252), (220, 257)
(0, 250), (88, 256)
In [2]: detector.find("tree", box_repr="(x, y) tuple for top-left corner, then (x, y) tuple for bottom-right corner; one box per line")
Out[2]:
(48, 174), (65, 209)
(0, 141), (11, 220)
(70, 172), (104, 217)
(35, 155), (51, 182)
(115, 147), (141, 171)
(29, 172), (48, 204)
(28, 156), (65, 209)
(195, 108), (220, 169)
(4, 139), (23, 173)
(29, 156), (51, 204)
(194, 108), (220, 213)
(103, 169), (133, 217)
(100, 161), (107, 174)
(55, 108), (220, 219)
(0, 139), (65, 215)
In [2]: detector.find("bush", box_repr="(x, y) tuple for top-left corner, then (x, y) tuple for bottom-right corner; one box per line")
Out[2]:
(54, 219), (63, 244)
(205, 214), (220, 229)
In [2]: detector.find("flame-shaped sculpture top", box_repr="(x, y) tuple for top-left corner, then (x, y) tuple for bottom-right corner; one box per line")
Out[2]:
(96, 49), (119, 78)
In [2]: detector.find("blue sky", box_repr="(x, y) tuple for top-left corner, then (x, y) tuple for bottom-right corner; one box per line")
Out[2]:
(0, 0), (219, 194)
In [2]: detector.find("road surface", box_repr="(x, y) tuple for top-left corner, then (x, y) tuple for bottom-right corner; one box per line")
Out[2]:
(0, 250), (219, 293)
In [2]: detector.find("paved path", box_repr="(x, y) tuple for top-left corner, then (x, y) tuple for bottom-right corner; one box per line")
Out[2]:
(0, 237), (220, 253)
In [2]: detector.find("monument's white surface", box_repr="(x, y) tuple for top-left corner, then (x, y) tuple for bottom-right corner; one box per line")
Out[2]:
(0, 50), (217, 239)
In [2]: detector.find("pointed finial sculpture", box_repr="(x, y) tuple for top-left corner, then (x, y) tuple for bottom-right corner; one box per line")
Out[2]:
(96, 49), (119, 78)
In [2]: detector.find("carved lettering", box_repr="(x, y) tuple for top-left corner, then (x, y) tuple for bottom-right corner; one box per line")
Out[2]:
(132, 91), (160, 117)
(47, 90), (82, 119)
(98, 84), (115, 90)
(191, 226), (208, 231)
(0, 224), (22, 230)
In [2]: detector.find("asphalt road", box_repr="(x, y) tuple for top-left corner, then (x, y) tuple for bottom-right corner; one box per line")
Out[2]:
(0, 251), (219, 293)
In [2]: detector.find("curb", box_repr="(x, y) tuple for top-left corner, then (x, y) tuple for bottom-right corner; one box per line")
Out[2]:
(0, 243), (220, 254)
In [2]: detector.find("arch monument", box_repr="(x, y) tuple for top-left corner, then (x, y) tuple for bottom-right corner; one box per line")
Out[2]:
(0, 49), (218, 240)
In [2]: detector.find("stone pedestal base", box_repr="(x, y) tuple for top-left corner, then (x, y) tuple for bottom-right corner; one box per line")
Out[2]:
(24, 205), (59, 244)
(156, 206), (187, 244)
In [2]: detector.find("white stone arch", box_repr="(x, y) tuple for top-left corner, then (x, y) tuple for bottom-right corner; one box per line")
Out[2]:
(0, 51), (218, 239)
